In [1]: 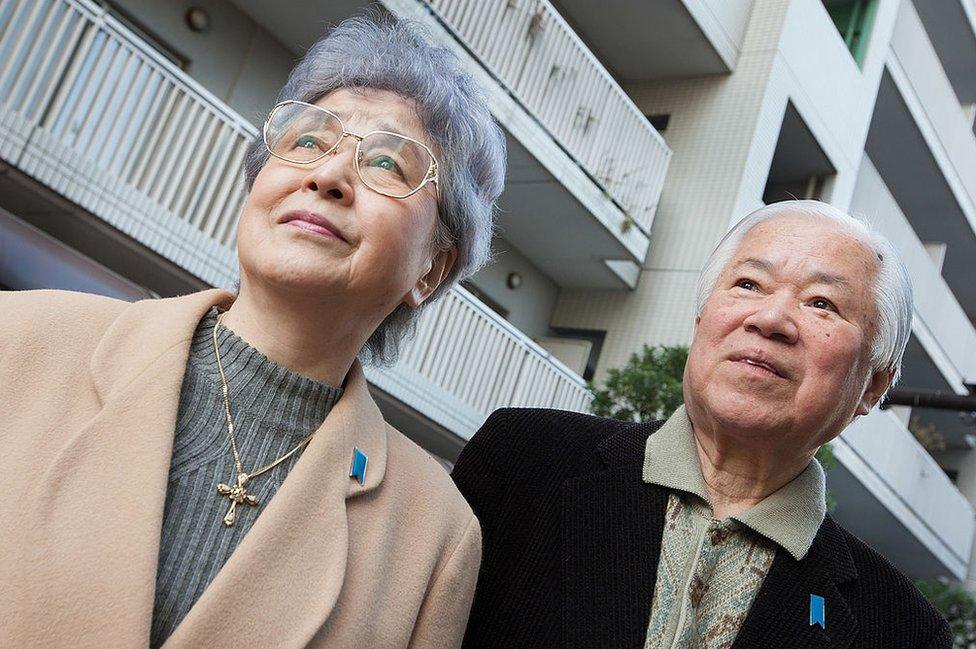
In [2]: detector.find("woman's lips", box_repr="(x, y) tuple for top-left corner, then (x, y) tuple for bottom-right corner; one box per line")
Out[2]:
(286, 219), (342, 240)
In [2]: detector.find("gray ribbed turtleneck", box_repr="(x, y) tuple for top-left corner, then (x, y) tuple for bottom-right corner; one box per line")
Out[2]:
(150, 306), (343, 648)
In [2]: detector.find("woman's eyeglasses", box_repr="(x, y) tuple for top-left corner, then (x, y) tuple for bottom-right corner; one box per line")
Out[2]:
(263, 100), (439, 200)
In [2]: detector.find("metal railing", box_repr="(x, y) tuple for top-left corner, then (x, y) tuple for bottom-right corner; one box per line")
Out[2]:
(0, 0), (594, 430)
(368, 284), (593, 438)
(423, 0), (671, 232)
(0, 0), (250, 287)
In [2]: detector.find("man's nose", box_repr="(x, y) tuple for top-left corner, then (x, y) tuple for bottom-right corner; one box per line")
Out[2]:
(742, 295), (799, 344)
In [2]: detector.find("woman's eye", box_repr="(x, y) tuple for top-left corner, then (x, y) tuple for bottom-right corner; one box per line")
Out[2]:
(810, 297), (837, 312)
(734, 279), (757, 291)
(293, 134), (324, 150)
(367, 154), (404, 176)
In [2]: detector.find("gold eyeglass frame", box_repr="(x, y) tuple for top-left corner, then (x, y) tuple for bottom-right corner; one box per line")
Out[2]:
(263, 99), (440, 201)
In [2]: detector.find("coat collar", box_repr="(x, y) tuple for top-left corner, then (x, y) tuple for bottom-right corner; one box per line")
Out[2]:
(558, 423), (858, 649)
(34, 289), (388, 649)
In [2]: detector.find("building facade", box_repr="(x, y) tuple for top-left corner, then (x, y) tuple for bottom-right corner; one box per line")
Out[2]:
(1, 0), (974, 587)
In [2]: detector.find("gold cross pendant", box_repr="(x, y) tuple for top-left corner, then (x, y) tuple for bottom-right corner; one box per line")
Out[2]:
(216, 472), (260, 526)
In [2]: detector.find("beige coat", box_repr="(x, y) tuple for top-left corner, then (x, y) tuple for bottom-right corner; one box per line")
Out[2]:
(0, 288), (481, 649)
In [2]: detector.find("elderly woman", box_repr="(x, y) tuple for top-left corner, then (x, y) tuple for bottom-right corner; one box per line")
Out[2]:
(453, 201), (952, 648)
(0, 16), (505, 649)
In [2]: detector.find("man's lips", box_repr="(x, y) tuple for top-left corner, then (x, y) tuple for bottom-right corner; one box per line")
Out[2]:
(728, 352), (787, 379)
(279, 210), (347, 242)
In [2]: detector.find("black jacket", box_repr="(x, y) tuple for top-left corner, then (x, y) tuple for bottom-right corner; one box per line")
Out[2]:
(452, 408), (953, 649)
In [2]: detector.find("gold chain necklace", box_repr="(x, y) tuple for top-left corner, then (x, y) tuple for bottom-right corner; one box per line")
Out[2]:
(212, 312), (316, 527)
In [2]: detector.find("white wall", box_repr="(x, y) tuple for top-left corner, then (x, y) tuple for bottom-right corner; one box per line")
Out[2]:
(468, 237), (560, 342)
(108, 0), (294, 124)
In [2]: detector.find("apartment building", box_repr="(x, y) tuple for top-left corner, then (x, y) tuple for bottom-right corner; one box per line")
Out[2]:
(0, 0), (973, 587)
(546, 0), (976, 585)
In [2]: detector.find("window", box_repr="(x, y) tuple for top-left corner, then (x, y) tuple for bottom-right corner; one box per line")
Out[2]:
(823, 0), (878, 66)
(549, 327), (606, 382)
(645, 114), (670, 133)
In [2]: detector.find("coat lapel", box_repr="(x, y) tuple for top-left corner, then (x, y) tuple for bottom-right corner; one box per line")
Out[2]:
(163, 359), (388, 649)
(29, 288), (235, 647)
(732, 516), (858, 649)
(30, 288), (388, 648)
(561, 424), (667, 649)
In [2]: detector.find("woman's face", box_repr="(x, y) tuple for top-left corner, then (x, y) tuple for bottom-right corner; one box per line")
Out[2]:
(237, 87), (453, 318)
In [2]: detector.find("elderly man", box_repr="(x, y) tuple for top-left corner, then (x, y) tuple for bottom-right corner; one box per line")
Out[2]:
(452, 200), (952, 648)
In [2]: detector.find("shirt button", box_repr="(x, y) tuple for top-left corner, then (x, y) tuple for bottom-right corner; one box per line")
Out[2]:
(708, 527), (728, 545)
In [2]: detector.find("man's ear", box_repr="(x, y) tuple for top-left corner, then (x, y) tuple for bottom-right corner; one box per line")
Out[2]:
(856, 368), (895, 416)
(402, 246), (458, 308)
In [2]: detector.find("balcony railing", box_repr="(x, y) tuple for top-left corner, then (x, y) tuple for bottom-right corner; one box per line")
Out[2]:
(854, 157), (976, 386)
(0, 0), (249, 288)
(836, 408), (974, 579)
(421, 0), (671, 233)
(367, 285), (593, 439)
(889, 0), (976, 219)
(0, 0), (594, 433)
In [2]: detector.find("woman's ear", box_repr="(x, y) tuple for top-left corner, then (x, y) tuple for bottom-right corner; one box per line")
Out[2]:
(403, 246), (458, 308)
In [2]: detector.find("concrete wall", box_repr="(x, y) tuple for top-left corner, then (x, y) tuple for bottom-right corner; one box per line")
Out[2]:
(108, 0), (295, 124)
(469, 237), (560, 342)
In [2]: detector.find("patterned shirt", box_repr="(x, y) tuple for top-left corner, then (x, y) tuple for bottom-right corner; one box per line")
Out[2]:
(642, 406), (826, 649)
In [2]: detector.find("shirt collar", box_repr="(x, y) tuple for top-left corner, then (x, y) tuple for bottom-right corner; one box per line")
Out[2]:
(643, 405), (826, 561)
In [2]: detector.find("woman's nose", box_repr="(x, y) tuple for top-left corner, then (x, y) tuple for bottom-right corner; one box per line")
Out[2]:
(742, 295), (799, 344)
(300, 141), (356, 206)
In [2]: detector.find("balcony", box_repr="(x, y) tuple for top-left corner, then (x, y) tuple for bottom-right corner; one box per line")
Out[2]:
(831, 407), (974, 579)
(378, 0), (672, 288)
(852, 157), (976, 389)
(551, 0), (754, 81)
(911, 0), (976, 106)
(0, 0), (245, 289)
(366, 284), (592, 450)
(866, 0), (976, 324)
(0, 0), (593, 450)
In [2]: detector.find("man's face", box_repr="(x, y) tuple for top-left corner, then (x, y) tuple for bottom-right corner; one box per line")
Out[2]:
(683, 215), (891, 451)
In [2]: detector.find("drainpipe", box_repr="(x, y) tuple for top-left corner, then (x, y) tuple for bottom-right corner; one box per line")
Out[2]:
(884, 389), (976, 412)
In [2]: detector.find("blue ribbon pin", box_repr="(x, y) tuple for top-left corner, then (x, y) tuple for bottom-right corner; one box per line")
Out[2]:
(350, 447), (368, 486)
(809, 594), (826, 629)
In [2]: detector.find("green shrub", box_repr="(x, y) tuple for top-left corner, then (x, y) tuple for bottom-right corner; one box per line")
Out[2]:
(916, 578), (976, 647)
(589, 344), (687, 422)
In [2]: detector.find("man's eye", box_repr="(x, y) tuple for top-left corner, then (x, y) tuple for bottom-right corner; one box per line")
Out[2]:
(735, 279), (757, 291)
(810, 297), (837, 312)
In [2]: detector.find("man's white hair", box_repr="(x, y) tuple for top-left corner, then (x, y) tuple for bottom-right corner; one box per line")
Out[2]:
(695, 200), (913, 387)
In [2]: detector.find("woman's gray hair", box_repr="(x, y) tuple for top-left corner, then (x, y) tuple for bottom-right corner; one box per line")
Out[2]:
(242, 15), (506, 365)
(695, 200), (913, 388)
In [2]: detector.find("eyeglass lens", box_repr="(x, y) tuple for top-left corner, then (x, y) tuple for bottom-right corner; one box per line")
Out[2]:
(265, 103), (433, 198)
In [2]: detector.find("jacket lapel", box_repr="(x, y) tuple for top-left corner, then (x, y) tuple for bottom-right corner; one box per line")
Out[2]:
(562, 423), (859, 649)
(561, 423), (667, 649)
(163, 359), (389, 649)
(29, 288), (235, 648)
(731, 516), (859, 649)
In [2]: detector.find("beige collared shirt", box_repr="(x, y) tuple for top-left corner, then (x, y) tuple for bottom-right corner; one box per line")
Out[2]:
(642, 405), (826, 649)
